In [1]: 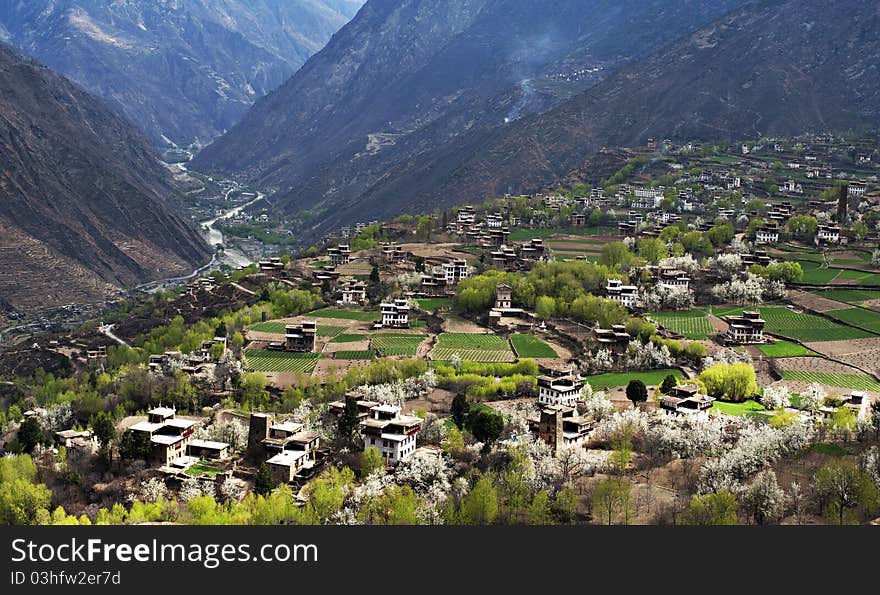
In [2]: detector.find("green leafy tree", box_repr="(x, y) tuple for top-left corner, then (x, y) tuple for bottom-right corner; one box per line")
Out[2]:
(451, 393), (469, 429)
(254, 463), (275, 497)
(813, 459), (879, 525)
(681, 491), (738, 525)
(360, 447), (386, 477)
(591, 478), (631, 525)
(535, 296), (557, 321)
(660, 374), (678, 394)
(600, 242), (633, 270)
(554, 486), (578, 524)
(16, 417), (44, 453)
(786, 215), (818, 242)
(119, 430), (153, 461)
(337, 396), (361, 446)
(469, 408), (504, 446)
(460, 476), (498, 525)
(91, 412), (116, 459)
(527, 490), (554, 525)
(625, 380), (648, 409)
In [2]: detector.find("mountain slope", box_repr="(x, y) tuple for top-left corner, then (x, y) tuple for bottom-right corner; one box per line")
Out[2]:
(0, 0), (364, 145)
(405, 0), (880, 209)
(0, 44), (210, 312)
(191, 0), (749, 234)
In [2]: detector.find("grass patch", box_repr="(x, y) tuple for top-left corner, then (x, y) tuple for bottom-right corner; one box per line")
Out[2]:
(248, 322), (287, 334)
(711, 399), (766, 416)
(186, 461), (222, 477)
(780, 370), (880, 392)
(371, 335), (424, 356)
(244, 350), (320, 373)
(334, 350), (376, 360)
(416, 298), (452, 311)
(510, 334), (558, 358)
(310, 308), (380, 321)
(811, 443), (850, 457)
(648, 310), (713, 340)
(757, 341), (816, 358)
(584, 369), (682, 391)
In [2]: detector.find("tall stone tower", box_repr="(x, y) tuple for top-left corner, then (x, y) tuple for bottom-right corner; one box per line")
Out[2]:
(838, 184), (849, 224)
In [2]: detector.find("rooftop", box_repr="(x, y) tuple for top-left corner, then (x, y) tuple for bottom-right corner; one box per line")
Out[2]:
(267, 450), (309, 467)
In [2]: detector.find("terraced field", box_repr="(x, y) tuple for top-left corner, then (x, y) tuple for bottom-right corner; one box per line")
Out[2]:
(437, 333), (510, 350)
(334, 350), (376, 360)
(431, 348), (517, 363)
(371, 335), (424, 356)
(248, 322), (286, 334)
(317, 325), (346, 337)
(510, 334), (558, 358)
(309, 309), (380, 321)
(825, 308), (880, 333)
(330, 334), (368, 343)
(715, 306), (874, 342)
(244, 350), (320, 373)
(648, 310), (713, 339)
(810, 289), (880, 305)
(432, 333), (516, 363)
(779, 370), (880, 392)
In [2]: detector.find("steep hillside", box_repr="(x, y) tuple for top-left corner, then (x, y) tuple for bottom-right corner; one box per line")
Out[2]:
(0, 0), (364, 144)
(0, 44), (210, 312)
(191, 0), (748, 236)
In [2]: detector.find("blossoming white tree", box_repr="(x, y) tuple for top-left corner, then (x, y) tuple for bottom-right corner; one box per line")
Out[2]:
(761, 386), (791, 410)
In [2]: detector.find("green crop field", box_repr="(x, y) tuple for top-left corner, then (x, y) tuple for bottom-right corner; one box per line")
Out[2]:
(309, 309), (380, 321)
(583, 369), (682, 391)
(510, 334), (558, 358)
(248, 322), (286, 334)
(416, 298), (452, 311)
(437, 333), (511, 350)
(330, 334), (368, 343)
(317, 325), (346, 337)
(798, 262), (839, 285)
(714, 306), (874, 342)
(825, 308), (880, 333)
(648, 310), (713, 339)
(508, 227), (615, 241)
(757, 341), (816, 358)
(371, 335), (424, 356)
(431, 347), (517, 363)
(334, 350), (376, 360)
(244, 350), (320, 373)
(780, 370), (880, 392)
(810, 289), (880, 304)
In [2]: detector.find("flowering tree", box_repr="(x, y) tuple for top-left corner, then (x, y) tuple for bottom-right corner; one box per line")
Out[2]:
(179, 477), (208, 502)
(740, 469), (786, 524)
(138, 478), (168, 503)
(194, 418), (248, 452)
(623, 341), (673, 370)
(659, 255), (701, 276)
(761, 386), (791, 410)
(708, 253), (744, 280)
(580, 391), (615, 421)
(799, 383), (825, 414)
(712, 273), (764, 305)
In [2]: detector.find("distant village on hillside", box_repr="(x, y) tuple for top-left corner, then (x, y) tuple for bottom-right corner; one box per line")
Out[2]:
(3, 132), (880, 526)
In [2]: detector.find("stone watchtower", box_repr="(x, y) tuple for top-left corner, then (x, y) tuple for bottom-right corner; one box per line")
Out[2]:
(247, 412), (272, 456)
(495, 283), (512, 310)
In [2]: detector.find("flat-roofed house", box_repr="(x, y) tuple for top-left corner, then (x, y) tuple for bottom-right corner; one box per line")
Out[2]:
(659, 385), (714, 419)
(724, 311), (765, 344)
(816, 225), (840, 245)
(340, 279), (367, 305)
(537, 371), (584, 407)
(380, 299), (410, 329)
(606, 279), (638, 309)
(285, 321), (317, 352)
(594, 326), (631, 354)
(127, 407), (203, 465)
(359, 403), (422, 464)
(186, 439), (230, 460)
(267, 449), (310, 484)
(327, 244), (351, 266)
(528, 405), (594, 451)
